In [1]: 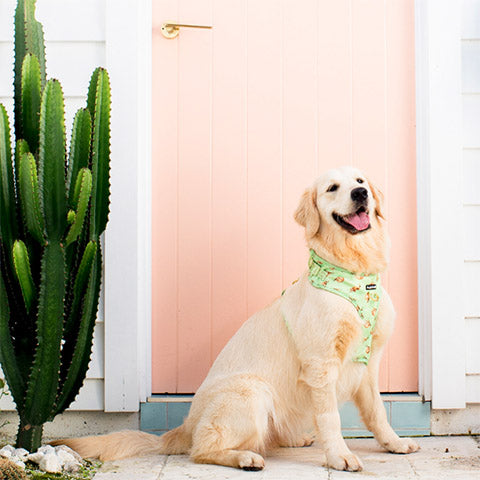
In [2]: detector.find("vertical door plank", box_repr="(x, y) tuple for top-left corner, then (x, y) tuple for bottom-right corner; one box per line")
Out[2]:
(210, 0), (248, 360)
(151, 0), (179, 393)
(176, 0), (213, 392)
(246, 0), (283, 316)
(385, 0), (417, 391)
(351, 0), (389, 391)
(317, 0), (352, 168)
(283, 0), (318, 286)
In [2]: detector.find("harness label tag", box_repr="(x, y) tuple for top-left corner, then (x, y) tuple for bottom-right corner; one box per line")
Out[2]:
(365, 284), (377, 291)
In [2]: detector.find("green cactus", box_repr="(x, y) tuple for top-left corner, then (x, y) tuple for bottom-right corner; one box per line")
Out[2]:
(0, 0), (111, 452)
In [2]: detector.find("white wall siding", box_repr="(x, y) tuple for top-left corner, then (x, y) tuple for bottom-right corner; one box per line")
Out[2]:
(0, 0), (106, 411)
(462, 0), (480, 402)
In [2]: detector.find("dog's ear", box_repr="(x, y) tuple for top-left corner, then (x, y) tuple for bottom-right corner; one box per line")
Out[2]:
(368, 180), (385, 220)
(294, 188), (320, 238)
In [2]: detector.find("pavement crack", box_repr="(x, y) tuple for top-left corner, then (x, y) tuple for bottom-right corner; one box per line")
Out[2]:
(407, 456), (420, 478)
(155, 455), (170, 480)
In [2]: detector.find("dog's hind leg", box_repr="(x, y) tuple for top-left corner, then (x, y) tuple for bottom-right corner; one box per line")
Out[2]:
(190, 376), (275, 471)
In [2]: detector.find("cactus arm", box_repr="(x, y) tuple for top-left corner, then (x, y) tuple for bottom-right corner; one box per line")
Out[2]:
(63, 241), (96, 339)
(0, 105), (17, 253)
(56, 243), (101, 414)
(0, 266), (25, 405)
(86, 67), (101, 119)
(12, 240), (35, 314)
(14, 139), (30, 211)
(65, 168), (92, 246)
(38, 80), (67, 241)
(14, 0), (46, 139)
(90, 69), (111, 239)
(14, 0), (26, 139)
(21, 54), (42, 154)
(22, 241), (65, 425)
(66, 108), (91, 205)
(18, 152), (45, 244)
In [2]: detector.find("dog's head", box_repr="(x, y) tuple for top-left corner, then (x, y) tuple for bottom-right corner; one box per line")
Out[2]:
(294, 166), (388, 273)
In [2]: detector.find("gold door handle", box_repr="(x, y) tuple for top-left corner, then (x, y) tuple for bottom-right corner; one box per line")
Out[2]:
(161, 22), (212, 39)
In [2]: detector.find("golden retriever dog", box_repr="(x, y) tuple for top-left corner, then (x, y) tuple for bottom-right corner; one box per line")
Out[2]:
(53, 166), (419, 471)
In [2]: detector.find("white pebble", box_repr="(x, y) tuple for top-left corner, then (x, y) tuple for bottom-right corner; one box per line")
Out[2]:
(0, 445), (14, 458)
(27, 451), (44, 464)
(38, 444), (55, 455)
(13, 459), (26, 469)
(56, 448), (74, 465)
(64, 460), (82, 473)
(55, 445), (83, 463)
(13, 448), (29, 459)
(39, 452), (62, 473)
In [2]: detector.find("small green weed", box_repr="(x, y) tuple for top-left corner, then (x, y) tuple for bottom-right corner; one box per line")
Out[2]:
(24, 459), (101, 480)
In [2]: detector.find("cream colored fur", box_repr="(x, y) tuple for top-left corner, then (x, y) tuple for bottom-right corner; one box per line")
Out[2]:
(52, 166), (419, 471)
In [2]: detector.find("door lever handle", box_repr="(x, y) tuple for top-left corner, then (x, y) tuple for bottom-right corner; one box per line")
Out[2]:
(161, 22), (212, 39)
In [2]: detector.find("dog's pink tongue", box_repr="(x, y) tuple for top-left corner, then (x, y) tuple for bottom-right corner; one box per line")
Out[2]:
(345, 211), (370, 231)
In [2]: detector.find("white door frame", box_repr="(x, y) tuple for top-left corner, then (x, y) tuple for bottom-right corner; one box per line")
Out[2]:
(104, 0), (153, 411)
(415, 0), (465, 409)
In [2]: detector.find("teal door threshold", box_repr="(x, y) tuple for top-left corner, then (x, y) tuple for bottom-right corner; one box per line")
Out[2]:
(141, 393), (430, 438)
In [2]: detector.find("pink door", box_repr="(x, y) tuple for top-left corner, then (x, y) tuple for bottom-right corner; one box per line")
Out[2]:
(152, 0), (417, 393)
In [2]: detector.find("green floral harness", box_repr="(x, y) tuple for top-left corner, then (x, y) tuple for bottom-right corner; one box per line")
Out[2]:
(308, 249), (380, 364)
(283, 250), (381, 365)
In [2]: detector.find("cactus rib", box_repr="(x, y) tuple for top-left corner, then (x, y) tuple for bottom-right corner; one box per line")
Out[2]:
(66, 108), (92, 205)
(65, 168), (92, 246)
(90, 69), (111, 238)
(38, 79), (67, 241)
(12, 240), (35, 313)
(18, 152), (44, 243)
(0, 105), (17, 255)
(21, 54), (42, 154)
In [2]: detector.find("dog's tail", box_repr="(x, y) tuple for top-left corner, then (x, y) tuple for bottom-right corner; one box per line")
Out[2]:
(50, 425), (191, 461)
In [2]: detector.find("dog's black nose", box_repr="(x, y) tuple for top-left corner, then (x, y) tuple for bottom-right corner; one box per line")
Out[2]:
(351, 187), (368, 202)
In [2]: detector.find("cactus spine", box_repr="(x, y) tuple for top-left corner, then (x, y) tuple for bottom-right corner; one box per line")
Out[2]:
(0, 0), (111, 452)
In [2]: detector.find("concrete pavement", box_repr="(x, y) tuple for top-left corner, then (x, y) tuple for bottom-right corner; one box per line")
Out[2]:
(92, 436), (480, 479)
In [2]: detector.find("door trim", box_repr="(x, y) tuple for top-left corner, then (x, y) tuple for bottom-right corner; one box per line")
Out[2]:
(104, 0), (153, 411)
(415, 0), (465, 408)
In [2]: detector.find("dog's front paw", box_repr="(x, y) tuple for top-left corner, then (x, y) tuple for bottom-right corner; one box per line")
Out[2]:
(326, 451), (363, 471)
(384, 437), (420, 454)
(238, 451), (265, 471)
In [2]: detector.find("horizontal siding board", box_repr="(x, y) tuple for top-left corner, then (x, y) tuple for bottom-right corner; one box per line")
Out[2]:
(67, 379), (104, 410)
(466, 374), (480, 402)
(462, 40), (480, 92)
(0, 0), (106, 42)
(463, 95), (480, 147)
(462, 0), (480, 38)
(45, 42), (106, 96)
(0, 43), (13, 97)
(463, 206), (480, 259)
(463, 150), (480, 204)
(463, 262), (480, 317)
(86, 322), (105, 379)
(0, 374), (104, 411)
(466, 319), (480, 374)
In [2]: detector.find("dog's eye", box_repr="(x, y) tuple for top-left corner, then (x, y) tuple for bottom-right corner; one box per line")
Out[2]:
(327, 184), (339, 193)
(357, 178), (364, 184)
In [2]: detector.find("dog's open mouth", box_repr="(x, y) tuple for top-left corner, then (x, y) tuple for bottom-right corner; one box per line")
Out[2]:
(333, 207), (371, 234)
